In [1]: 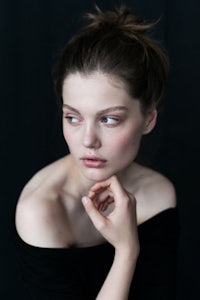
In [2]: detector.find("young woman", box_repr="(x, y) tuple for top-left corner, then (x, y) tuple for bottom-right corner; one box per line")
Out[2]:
(15, 5), (179, 300)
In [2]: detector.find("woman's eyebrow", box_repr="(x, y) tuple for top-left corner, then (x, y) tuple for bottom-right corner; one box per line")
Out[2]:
(62, 104), (128, 115)
(96, 106), (128, 116)
(62, 104), (80, 113)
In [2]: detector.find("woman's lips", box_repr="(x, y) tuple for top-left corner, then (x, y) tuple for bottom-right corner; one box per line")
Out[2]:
(81, 156), (107, 168)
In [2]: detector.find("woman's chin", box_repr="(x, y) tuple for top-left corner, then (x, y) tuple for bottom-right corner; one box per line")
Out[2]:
(82, 168), (114, 183)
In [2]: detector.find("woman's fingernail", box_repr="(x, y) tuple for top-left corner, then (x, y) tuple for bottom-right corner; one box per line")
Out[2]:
(82, 196), (88, 205)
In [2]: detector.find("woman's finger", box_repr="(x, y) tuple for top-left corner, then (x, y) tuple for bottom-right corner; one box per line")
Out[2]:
(90, 176), (129, 205)
(81, 196), (107, 232)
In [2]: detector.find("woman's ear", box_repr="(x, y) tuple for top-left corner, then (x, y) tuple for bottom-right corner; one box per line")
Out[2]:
(143, 109), (157, 135)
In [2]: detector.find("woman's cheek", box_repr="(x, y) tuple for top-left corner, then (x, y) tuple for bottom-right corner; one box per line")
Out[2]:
(116, 131), (139, 148)
(63, 128), (73, 145)
(112, 131), (143, 157)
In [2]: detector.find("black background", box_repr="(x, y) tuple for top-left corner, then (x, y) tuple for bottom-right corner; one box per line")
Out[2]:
(1, 0), (200, 298)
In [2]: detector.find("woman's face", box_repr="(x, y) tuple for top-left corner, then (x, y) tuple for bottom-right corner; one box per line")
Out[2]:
(62, 72), (156, 182)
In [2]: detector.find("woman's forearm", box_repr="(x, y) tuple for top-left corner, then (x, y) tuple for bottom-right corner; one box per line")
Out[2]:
(96, 247), (138, 300)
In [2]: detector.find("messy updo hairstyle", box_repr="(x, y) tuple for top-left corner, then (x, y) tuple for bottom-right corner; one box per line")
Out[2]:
(53, 5), (169, 113)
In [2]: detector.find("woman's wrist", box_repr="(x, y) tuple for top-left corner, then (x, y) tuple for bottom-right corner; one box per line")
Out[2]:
(115, 241), (140, 260)
(114, 243), (140, 270)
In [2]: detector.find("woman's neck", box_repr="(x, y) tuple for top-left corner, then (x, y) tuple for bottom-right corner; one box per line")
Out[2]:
(62, 154), (98, 199)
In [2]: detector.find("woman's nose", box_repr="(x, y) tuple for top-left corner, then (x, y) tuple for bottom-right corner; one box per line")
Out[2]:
(82, 126), (101, 149)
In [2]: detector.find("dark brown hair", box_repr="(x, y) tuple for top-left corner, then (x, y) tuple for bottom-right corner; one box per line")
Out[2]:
(53, 5), (169, 113)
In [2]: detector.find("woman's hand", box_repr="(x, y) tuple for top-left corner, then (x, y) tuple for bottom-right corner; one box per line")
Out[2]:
(82, 176), (139, 255)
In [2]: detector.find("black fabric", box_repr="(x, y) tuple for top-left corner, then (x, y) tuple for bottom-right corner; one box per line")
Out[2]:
(14, 208), (179, 299)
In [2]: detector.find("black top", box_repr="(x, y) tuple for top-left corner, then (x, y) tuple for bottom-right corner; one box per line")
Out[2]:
(14, 208), (179, 300)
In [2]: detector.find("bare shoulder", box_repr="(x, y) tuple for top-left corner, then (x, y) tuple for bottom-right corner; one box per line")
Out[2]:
(132, 163), (177, 224)
(15, 155), (74, 248)
(19, 155), (69, 200)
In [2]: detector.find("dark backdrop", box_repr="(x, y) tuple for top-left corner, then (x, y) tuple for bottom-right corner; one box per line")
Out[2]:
(1, 0), (200, 299)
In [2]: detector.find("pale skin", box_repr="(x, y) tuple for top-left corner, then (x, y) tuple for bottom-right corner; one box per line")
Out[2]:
(15, 71), (176, 299)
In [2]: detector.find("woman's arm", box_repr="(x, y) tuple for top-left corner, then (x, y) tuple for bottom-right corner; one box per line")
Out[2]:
(95, 247), (138, 300)
(82, 176), (140, 300)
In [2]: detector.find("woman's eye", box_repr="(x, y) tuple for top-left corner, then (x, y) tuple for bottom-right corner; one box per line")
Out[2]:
(65, 116), (80, 124)
(101, 117), (120, 125)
